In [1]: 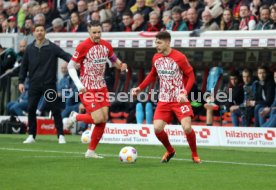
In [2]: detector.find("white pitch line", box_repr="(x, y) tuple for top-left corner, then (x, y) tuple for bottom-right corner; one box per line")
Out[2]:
(1, 147), (276, 168)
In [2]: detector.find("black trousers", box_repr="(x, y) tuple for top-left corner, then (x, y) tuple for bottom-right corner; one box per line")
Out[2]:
(28, 84), (63, 138)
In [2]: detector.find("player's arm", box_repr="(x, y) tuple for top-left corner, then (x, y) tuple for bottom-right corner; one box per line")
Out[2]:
(139, 67), (158, 90)
(106, 41), (127, 72)
(67, 60), (85, 93)
(131, 63), (158, 96)
(110, 55), (128, 72)
(177, 55), (195, 94)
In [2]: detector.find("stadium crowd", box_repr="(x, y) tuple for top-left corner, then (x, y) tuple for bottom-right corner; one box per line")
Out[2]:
(0, 0), (276, 34)
(0, 0), (276, 129)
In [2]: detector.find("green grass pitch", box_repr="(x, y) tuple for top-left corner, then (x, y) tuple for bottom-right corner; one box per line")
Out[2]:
(0, 134), (276, 190)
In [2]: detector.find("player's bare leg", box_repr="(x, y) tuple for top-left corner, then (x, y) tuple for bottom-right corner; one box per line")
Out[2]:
(85, 107), (109, 159)
(154, 120), (175, 163)
(181, 117), (201, 163)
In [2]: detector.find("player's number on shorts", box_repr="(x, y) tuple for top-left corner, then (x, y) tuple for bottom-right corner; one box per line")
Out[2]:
(180, 105), (190, 114)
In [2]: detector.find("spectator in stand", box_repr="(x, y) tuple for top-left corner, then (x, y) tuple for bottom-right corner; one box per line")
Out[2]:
(188, 0), (205, 18)
(220, 8), (239, 30)
(131, 12), (147, 31)
(118, 11), (133, 31)
(55, 62), (79, 118)
(186, 7), (201, 30)
(232, 68), (255, 127)
(101, 20), (115, 32)
(63, 0), (78, 20)
(250, 0), (262, 18)
(21, 16), (34, 36)
(17, 3), (30, 29)
(261, 70), (276, 127)
(204, 0), (223, 22)
(16, 40), (27, 66)
(151, 0), (167, 16)
(131, 0), (153, 21)
(201, 9), (219, 30)
(69, 12), (87, 32)
(181, 10), (188, 22)
(271, 5), (276, 29)
(255, 5), (272, 30)
(236, 69), (256, 127)
(1, 19), (8, 33)
(86, 1), (96, 23)
(0, 13), (6, 29)
(145, 10), (163, 31)
(41, 2), (60, 29)
(0, 44), (17, 75)
(221, 0), (235, 9)
(99, 8), (113, 24)
(171, 6), (188, 31)
(226, 71), (244, 126)
(112, 0), (127, 30)
(90, 11), (101, 22)
(6, 77), (29, 116)
(51, 18), (67, 32)
(205, 70), (244, 127)
(0, 0), (5, 17)
(7, 15), (19, 33)
(77, 0), (88, 23)
(10, 1), (20, 18)
(239, 4), (257, 30)
(33, 13), (46, 26)
(31, 4), (42, 17)
(248, 66), (275, 127)
(162, 10), (173, 30)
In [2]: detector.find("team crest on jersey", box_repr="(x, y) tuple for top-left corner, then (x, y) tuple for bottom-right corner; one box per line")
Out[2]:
(73, 51), (79, 58)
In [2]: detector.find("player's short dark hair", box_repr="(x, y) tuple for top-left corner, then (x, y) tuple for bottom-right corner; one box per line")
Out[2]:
(101, 19), (112, 25)
(229, 70), (240, 78)
(260, 5), (270, 12)
(242, 68), (253, 76)
(122, 11), (133, 18)
(34, 24), (45, 29)
(88, 20), (101, 28)
(156, 31), (171, 41)
(257, 65), (268, 72)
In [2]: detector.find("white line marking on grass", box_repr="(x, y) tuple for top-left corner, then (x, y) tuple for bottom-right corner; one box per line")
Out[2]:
(1, 147), (276, 168)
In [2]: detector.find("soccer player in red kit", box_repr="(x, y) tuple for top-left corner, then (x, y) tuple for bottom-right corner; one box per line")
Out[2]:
(132, 31), (201, 163)
(65, 20), (128, 158)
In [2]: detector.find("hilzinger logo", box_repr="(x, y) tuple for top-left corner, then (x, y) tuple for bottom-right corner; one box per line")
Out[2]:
(104, 126), (150, 137)
(139, 127), (150, 137)
(225, 130), (276, 141)
(264, 130), (276, 141)
(199, 128), (211, 139)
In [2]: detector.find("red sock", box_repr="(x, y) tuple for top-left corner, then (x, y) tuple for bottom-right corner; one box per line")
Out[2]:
(185, 129), (198, 157)
(155, 130), (174, 153)
(76, 114), (94, 124)
(89, 123), (106, 150)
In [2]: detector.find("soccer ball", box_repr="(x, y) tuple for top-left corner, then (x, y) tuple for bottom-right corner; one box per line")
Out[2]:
(81, 129), (92, 144)
(119, 146), (138, 163)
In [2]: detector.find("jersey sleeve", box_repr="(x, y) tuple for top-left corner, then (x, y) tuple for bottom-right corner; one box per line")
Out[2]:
(177, 54), (193, 76)
(139, 56), (158, 90)
(104, 40), (115, 59)
(177, 53), (194, 93)
(71, 43), (86, 64)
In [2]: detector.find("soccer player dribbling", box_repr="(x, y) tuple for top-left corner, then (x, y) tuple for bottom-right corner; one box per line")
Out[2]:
(132, 31), (201, 163)
(65, 20), (128, 158)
